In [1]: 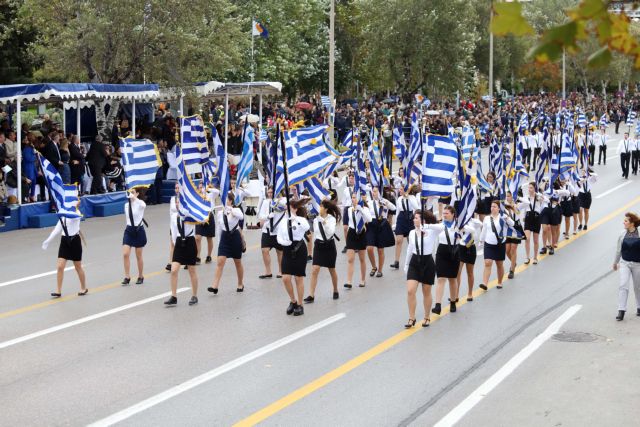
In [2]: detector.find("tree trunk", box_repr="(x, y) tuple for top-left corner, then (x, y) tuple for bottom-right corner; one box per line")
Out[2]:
(95, 100), (120, 143)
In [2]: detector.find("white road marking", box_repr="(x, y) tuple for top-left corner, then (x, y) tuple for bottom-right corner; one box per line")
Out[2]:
(0, 288), (189, 350)
(606, 154), (619, 160)
(89, 313), (347, 427)
(433, 304), (581, 427)
(595, 181), (632, 199)
(0, 267), (74, 288)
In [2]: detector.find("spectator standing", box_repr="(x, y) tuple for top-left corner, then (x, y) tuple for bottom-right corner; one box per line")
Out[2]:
(21, 134), (38, 202)
(59, 138), (72, 184)
(69, 135), (85, 187)
(41, 130), (63, 174)
(86, 136), (108, 194)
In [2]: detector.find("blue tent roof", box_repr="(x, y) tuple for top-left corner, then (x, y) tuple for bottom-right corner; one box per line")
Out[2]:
(0, 83), (160, 104)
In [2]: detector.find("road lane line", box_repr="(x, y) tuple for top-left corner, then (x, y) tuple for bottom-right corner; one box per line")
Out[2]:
(89, 313), (346, 427)
(0, 288), (189, 350)
(0, 267), (74, 288)
(433, 305), (582, 427)
(232, 195), (640, 426)
(606, 153), (619, 160)
(595, 181), (632, 199)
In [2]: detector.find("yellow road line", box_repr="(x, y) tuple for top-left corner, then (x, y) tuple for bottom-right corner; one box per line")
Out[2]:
(233, 196), (640, 427)
(0, 243), (261, 320)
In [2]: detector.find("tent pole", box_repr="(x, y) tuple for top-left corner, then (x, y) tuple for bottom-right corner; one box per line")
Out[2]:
(132, 99), (136, 137)
(17, 99), (22, 205)
(76, 100), (81, 142)
(258, 94), (263, 159)
(179, 96), (184, 117)
(224, 92), (229, 152)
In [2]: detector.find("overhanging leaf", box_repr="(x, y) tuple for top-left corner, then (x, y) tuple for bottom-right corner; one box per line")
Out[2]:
(491, 2), (534, 37)
(587, 46), (612, 67)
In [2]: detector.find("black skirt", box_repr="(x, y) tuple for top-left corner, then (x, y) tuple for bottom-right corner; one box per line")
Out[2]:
(366, 219), (395, 248)
(218, 230), (243, 259)
(394, 212), (414, 236)
(539, 207), (552, 225)
(261, 232), (282, 250)
(58, 235), (82, 261)
(281, 241), (308, 276)
(458, 244), (476, 265)
(313, 239), (337, 268)
(505, 237), (521, 245)
(561, 199), (573, 217)
(524, 212), (541, 233)
(476, 197), (492, 215)
(436, 244), (460, 278)
(484, 242), (506, 261)
(578, 191), (592, 209)
(346, 228), (367, 251)
(406, 254), (435, 284)
(195, 213), (216, 237)
(550, 205), (563, 225)
(123, 225), (147, 248)
(172, 236), (197, 265)
(571, 196), (581, 214)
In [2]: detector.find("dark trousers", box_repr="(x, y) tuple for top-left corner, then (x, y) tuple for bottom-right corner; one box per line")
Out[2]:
(588, 145), (595, 166)
(532, 147), (541, 170)
(522, 148), (532, 170)
(90, 167), (104, 194)
(621, 152), (631, 178)
(616, 121), (620, 134)
(632, 150), (640, 175)
(598, 145), (607, 164)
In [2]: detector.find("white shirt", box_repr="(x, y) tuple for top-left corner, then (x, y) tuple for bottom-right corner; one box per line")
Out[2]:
(169, 195), (179, 217)
(124, 197), (146, 227)
(169, 216), (195, 244)
(341, 186), (355, 208)
(403, 224), (444, 272)
(42, 217), (81, 249)
(459, 218), (483, 246)
(313, 215), (337, 241)
(437, 222), (458, 245)
(394, 174), (407, 191)
(206, 188), (221, 211)
(595, 133), (608, 147)
(276, 214), (311, 246)
(218, 207), (244, 232)
(396, 195), (420, 214)
(323, 176), (340, 192)
(479, 214), (515, 245)
(259, 197), (287, 235)
(367, 197), (396, 220)
(578, 174), (597, 193)
(519, 134), (530, 150)
(535, 133), (545, 149)
(346, 205), (372, 230)
(518, 193), (544, 214)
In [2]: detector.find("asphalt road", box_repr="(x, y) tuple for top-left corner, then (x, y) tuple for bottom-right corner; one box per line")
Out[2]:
(1, 129), (638, 427)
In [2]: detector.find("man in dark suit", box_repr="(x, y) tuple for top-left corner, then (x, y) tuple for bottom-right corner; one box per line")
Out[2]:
(0, 132), (7, 167)
(69, 134), (85, 186)
(41, 130), (63, 173)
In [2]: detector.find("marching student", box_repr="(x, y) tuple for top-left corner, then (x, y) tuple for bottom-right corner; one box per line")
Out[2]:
(560, 178), (579, 239)
(165, 208), (199, 306)
(195, 184), (219, 264)
(476, 171), (497, 222)
(532, 128), (544, 170)
(578, 170), (597, 230)
(631, 132), (640, 175)
(478, 201), (514, 290)
(403, 210), (443, 328)
(618, 132), (632, 179)
(166, 182), (180, 272)
(390, 184), (419, 269)
(457, 217), (483, 302)
(366, 186), (396, 278)
(305, 199), (341, 302)
(504, 192), (525, 279)
(596, 126), (608, 165)
(519, 182), (543, 264)
(521, 130), (532, 171)
(540, 180), (569, 255)
(42, 216), (88, 298)
(258, 187), (286, 279)
(208, 192), (245, 294)
(432, 206), (460, 315)
(277, 198), (311, 316)
(612, 212), (640, 321)
(122, 187), (147, 285)
(340, 173), (356, 253)
(344, 192), (372, 289)
(587, 126), (596, 166)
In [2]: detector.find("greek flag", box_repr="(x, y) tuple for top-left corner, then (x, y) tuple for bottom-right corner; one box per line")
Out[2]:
(321, 95), (332, 111)
(461, 125), (476, 162)
(176, 144), (211, 223)
(627, 110), (637, 125)
(323, 142), (354, 180)
(599, 113), (608, 128)
(341, 129), (355, 150)
(456, 156), (477, 231)
(37, 154), (82, 218)
(303, 176), (330, 215)
(577, 112), (587, 128)
(368, 128), (382, 190)
(120, 138), (161, 189)
(518, 112), (529, 134)
(264, 133), (276, 186)
(274, 125), (333, 196)
(259, 129), (268, 142)
(535, 137), (551, 187)
(180, 115), (209, 174)
(353, 151), (367, 233)
(392, 125), (406, 163)
(489, 136), (503, 179)
(476, 158), (492, 191)
(421, 134), (457, 198)
(202, 158), (217, 188)
(210, 124), (230, 204)
(403, 112), (422, 189)
(235, 123), (255, 204)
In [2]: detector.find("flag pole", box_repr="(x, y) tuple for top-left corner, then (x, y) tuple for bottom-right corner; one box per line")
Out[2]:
(278, 121), (292, 217)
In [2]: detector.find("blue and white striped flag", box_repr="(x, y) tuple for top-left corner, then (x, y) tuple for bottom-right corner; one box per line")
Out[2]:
(341, 129), (355, 150)
(599, 113), (608, 128)
(403, 112), (422, 189)
(176, 144), (212, 223)
(180, 115), (209, 174)
(37, 154), (82, 218)
(259, 128), (268, 142)
(353, 150), (367, 233)
(235, 123), (255, 204)
(489, 136), (503, 179)
(210, 124), (230, 204)
(577, 112), (587, 128)
(518, 112), (529, 134)
(120, 138), (161, 189)
(461, 125), (475, 162)
(421, 134), (457, 198)
(456, 155), (477, 231)
(627, 110), (637, 125)
(321, 95), (332, 111)
(392, 125), (406, 163)
(303, 176), (330, 215)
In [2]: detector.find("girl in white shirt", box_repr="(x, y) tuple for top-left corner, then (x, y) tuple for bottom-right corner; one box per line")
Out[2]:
(122, 187), (147, 285)
(479, 201), (515, 290)
(366, 186), (396, 278)
(305, 199), (341, 302)
(208, 192), (245, 294)
(391, 184), (420, 269)
(519, 182), (544, 264)
(457, 217), (483, 302)
(258, 187), (286, 279)
(344, 192), (373, 289)
(578, 170), (597, 230)
(404, 210), (444, 328)
(166, 182), (179, 271)
(433, 206), (460, 315)
(277, 198), (311, 316)
(195, 183), (219, 264)
(42, 216), (87, 298)
(166, 208), (199, 306)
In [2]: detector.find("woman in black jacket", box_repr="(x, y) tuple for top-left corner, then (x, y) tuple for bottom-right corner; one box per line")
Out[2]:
(86, 136), (108, 194)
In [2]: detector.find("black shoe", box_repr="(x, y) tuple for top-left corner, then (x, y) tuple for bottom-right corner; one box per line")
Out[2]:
(195, 257), (201, 265)
(431, 303), (441, 315)
(259, 274), (273, 279)
(583, 225), (588, 230)
(205, 256), (212, 264)
(358, 283), (366, 288)
(450, 301), (457, 313)
(165, 263), (171, 272)
(135, 277), (144, 285)
(404, 319), (416, 329)
(479, 284), (488, 290)
(333, 292), (339, 300)
(293, 305), (304, 316)
(508, 270), (514, 279)
(207, 287), (218, 294)
(286, 302), (297, 315)
(616, 310), (625, 321)
(390, 261), (399, 269)
(51, 292), (62, 298)
(549, 247), (555, 255)
(342, 246), (347, 254)
(121, 277), (131, 285)
(497, 284), (503, 289)
(188, 296), (198, 306)
(236, 285), (244, 292)
(183, 265), (188, 270)
(578, 224), (583, 231)
(376, 271), (383, 278)
(164, 296), (177, 306)
(539, 247), (547, 255)
(304, 296), (314, 303)
(307, 255), (313, 262)
(344, 283), (352, 289)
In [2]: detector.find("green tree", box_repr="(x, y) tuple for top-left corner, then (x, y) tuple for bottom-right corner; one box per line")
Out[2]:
(0, 0), (38, 84)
